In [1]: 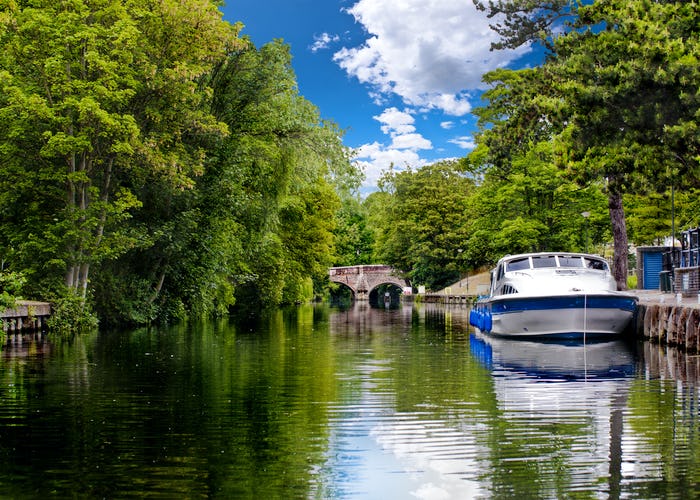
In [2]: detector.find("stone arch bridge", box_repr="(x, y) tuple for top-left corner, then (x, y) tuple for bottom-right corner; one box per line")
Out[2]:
(329, 265), (410, 300)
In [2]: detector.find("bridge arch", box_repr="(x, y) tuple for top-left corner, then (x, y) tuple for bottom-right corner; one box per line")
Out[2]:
(329, 265), (410, 301)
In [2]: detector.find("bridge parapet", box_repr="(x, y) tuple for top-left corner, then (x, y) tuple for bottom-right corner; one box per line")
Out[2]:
(330, 265), (394, 276)
(329, 265), (409, 300)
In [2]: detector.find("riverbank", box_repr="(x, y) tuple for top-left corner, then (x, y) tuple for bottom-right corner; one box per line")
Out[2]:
(635, 290), (700, 352)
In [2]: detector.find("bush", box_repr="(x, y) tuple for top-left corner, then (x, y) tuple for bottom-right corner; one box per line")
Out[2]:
(47, 290), (99, 336)
(0, 270), (26, 311)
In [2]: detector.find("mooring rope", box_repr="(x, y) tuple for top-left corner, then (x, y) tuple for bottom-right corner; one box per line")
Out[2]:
(583, 293), (588, 381)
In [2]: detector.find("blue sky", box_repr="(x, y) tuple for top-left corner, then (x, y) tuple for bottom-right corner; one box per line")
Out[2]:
(219, 0), (537, 194)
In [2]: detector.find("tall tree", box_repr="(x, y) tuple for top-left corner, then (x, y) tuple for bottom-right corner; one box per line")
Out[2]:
(369, 161), (475, 291)
(205, 40), (352, 310)
(553, 0), (699, 287)
(474, 0), (700, 289)
(0, 0), (239, 306)
(333, 196), (375, 267)
(463, 141), (608, 265)
(92, 38), (354, 322)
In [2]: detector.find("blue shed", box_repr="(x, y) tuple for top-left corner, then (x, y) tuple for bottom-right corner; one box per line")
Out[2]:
(636, 246), (670, 290)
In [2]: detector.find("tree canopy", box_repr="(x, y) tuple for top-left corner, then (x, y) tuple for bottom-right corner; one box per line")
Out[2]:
(0, 1), (356, 327)
(1, 0), (698, 323)
(470, 0), (700, 289)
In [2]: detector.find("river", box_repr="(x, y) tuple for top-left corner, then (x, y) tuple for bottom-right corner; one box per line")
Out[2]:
(0, 302), (698, 498)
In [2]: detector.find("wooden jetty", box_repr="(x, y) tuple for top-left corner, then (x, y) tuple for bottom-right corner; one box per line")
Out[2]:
(1, 300), (51, 332)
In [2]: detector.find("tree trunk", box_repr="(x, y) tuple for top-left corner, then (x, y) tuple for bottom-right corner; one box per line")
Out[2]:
(65, 266), (77, 289)
(608, 187), (629, 291)
(79, 262), (90, 300)
(149, 271), (166, 304)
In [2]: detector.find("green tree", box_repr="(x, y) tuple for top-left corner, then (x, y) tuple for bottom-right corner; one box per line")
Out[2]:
(625, 191), (674, 246)
(92, 38), (354, 322)
(462, 142), (608, 266)
(333, 195), (374, 266)
(474, 0), (700, 289)
(205, 40), (352, 310)
(369, 161), (475, 291)
(0, 270), (25, 313)
(0, 0), (239, 319)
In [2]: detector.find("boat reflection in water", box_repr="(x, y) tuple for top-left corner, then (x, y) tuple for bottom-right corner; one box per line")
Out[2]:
(468, 332), (637, 497)
(330, 307), (640, 499)
(470, 331), (636, 380)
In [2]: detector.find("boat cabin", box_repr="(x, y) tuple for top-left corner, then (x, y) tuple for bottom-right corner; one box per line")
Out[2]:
(490, 253), (610, 296)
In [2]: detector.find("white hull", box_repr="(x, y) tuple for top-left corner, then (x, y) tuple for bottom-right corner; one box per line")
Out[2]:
(488, 299), (636, 337)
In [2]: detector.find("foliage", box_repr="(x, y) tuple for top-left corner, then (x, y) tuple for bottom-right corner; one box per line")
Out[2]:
(472, 0), (700, 289)
(674, 188), (700, 232)
(0, 3), (357, 326)
(473, 0), (578, 52)
(205, 40), (349, 312)
(0, 0), (239, 305)
(368, 161), (475, 291)
(5, 0), (699, 320)
(91, 39), (352, 323)
(333, 195), (375, 267)
(46, 289), (99, 336)
(462, 142), (609, 265)
(0, 270), (25, 312)
(625, 191), (675, 246)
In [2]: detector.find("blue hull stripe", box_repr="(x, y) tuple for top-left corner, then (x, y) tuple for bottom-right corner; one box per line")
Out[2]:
(488, 295), (637, 314)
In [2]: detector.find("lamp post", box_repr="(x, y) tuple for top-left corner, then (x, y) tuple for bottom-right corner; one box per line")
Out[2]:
(581, 212), (590, 253)
(457, 248), (467, 292)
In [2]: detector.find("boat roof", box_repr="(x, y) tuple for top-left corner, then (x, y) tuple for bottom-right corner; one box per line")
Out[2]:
(497, 252), (606, 263)
(496, 252), (609, 271)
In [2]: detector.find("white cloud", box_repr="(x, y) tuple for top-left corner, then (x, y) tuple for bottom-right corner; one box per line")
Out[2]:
(374, 107), (416, 136)
(440, 121), (454, 130)
(310, 32), (340, 52)
(373, 107), (432, 150)
(449, 136), (476, 150)
(353, 107), (436, 194)
(354, 142), (428, 193)
(391, 132), (432, 150)
(334, 0), (530, 115)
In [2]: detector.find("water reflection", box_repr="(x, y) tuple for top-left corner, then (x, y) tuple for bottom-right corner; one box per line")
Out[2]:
(468, 333), (636, 498)
(470, 332), (636, 379)
(0, 304), (699, 498)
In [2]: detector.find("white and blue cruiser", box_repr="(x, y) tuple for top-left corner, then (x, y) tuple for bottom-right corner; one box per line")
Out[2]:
(470, 252), (638, 338)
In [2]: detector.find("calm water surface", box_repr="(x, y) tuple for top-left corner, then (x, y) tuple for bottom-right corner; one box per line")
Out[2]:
(1, 303), (699, 499)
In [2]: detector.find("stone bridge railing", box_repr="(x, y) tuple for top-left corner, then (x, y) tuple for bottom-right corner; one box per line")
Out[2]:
(329, 265), (410, 300)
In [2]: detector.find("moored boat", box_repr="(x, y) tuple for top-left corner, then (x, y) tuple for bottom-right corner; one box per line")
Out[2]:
(469, 252), (638, 338)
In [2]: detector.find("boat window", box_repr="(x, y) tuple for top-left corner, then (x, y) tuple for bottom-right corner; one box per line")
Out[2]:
(557, 256), (584, 268)
(531, 255), (557, 268)
(584, 257), (608, 270)
(506, 257), (530, 271)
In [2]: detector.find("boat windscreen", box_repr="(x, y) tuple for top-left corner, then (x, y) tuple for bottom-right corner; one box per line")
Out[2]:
(531, 255), (557, 268)
(584, 257), (608, 270)
(557, 256), (584, 268)
(506, 257), (530, 271)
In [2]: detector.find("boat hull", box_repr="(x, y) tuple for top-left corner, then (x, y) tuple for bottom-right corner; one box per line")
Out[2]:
(470, 294), (638, 338)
